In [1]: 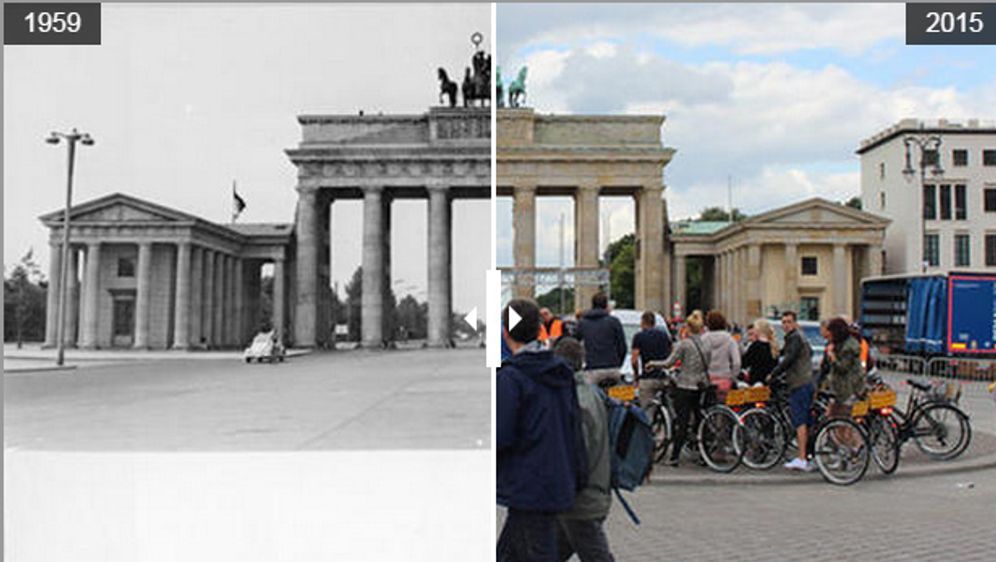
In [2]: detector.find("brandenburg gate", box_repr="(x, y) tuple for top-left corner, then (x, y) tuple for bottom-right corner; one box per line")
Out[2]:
(497, 108), (676, 312)
(287, 107), (490, 348)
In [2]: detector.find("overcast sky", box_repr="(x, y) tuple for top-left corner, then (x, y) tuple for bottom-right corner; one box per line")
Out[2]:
(496, 2), (996, 268)
(4, 3), (491, 315)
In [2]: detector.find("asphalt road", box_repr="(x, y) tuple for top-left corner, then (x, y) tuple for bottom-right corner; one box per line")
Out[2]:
(4, 348), (490, 451)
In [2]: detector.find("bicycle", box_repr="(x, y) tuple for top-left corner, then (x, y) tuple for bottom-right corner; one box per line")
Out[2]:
(645, 370), (744, 473)
(880, 375), (972, 461)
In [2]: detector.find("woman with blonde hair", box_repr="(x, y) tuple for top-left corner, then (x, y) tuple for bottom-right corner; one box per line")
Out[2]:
(741, 318), (779, 385)
(646, 310), (711, 466)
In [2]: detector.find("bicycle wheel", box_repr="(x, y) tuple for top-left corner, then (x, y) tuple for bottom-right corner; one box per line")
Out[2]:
(912, 402), (972, 461)
(740, 407), (787, 470)
(697, 406), (743, 473)
(866, 414), (900, 474)
(812, 418), (869, 486)
(651, 403), (673, 464)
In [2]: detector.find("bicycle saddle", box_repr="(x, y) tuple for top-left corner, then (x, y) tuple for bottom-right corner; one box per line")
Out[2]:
(906, 378), (932, 391)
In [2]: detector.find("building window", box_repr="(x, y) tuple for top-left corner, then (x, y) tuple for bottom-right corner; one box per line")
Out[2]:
(923, 184), (937, 220)
(987, 235), (996, 266)
(955, 184), (966, 220)
(879, 191), (886, 210)
(117, 257), (135, 278)
(955, 234), (971, 267)
(984, 150), (996, 166)
(801, 256), (818, 276)
(879, 162), (885, 180)
(800, 297), (820, 321)
(924, 234), (940, 267)
(939, 184), (952, 220)
(953, 149), (968, 166)
(986, 189), (996, 212)
(923, 149), (940, 167)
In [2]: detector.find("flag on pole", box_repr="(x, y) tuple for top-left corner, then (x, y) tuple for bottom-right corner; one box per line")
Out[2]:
(232, 180), (246, 222)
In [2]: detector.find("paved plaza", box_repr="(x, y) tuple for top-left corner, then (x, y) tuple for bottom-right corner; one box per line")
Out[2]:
(4, 347), (489, 451)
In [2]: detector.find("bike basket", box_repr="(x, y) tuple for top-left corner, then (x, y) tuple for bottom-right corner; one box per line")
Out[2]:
(868, 389), (896, 409)
(725, 389), (749, 406)
(744, 386), (771, 403)
(851, 400), (870, 417)
(608, 385), (636, 402)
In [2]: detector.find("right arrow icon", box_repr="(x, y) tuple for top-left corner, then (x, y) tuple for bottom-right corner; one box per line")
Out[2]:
(507, 305), (521, 331)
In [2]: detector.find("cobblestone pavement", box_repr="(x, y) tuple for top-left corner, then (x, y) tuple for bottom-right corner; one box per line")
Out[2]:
(4, 348), (489, 450)
(499, 468), (996, 561)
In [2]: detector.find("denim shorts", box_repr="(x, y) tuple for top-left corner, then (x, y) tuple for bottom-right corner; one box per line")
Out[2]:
(788, 383), (815, 429)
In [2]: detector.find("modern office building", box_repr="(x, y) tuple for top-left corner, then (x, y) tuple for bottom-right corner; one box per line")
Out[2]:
(859, 118), (996, 274)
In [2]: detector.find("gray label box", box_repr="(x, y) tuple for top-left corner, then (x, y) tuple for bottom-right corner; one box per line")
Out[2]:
(907, 3), (996, 45)
(4, 3), (100, 45)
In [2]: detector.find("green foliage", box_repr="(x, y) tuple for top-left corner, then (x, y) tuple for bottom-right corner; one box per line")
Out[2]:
(4, 249), (47, 346)
(536, 287), (574, 315)
(602, 234), (635, 310)
(698, 207), (746, 222)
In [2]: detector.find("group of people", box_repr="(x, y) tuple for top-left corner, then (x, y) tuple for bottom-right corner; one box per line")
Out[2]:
(497, 292), (873, 560)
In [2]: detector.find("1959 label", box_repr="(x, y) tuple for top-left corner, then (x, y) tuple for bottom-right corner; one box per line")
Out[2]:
(4, 3), (101, 45)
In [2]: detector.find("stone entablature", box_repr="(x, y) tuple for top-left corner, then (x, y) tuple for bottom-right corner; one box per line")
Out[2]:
(498, 108), (675, 311)
(670, 198), (890, 325)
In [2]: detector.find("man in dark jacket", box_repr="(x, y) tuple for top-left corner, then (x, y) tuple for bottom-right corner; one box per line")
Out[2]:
(498, 298), (586, 562)
(576, 292), (627, 386)
(767, 310), (815, 472)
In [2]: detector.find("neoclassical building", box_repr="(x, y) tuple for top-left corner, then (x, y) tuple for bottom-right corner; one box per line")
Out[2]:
(670, 198), (889, 325)
(40, 194), (292, 349)
(497, 108), (675, 312)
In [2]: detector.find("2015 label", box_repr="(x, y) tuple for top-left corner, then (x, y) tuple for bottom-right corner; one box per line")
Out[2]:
(925, 11), (984, 34)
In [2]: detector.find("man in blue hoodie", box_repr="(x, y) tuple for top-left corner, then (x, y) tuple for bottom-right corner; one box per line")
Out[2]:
(576, 292), (627, 386)
(498, 298), (586, 562)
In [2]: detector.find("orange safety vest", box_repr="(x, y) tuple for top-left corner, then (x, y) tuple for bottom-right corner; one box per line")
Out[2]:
(546, 319), (564, 340)
(538, 324), (549, 343)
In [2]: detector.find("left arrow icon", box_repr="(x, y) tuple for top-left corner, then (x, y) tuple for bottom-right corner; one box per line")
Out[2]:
(464, 307), (478, 330)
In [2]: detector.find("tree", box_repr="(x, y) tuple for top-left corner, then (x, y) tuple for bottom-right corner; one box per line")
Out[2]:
(395, 294), (427, 340)
(602, 234), (635, 309)
(536, 287), (574, 316)
(845, 196), (862, 210)
(345, 266), (363, 341)
(698, 207), (746, 222)
(4, 249), (47, 347)
(259, 275), (273, 331)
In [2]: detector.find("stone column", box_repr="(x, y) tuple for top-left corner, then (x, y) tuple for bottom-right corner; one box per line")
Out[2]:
(512, 184), (536, 298)
(172, 242), (191, 349)
(134, 242), (153, 349)
(234, 257), (244, 347)
(63, 248), (79, 347)
(225, 255), (236, 346)
(636, 185), (665, 312)
(44, 243), (63, 347)
(273, 257), (286, 342)
(746, 243), (762, 320)
(202, 249), (215, 347)
(79, 242), (101, 349)
(381, 193), (394, 343)
(575, 182), (601, 311)
(213, 252), (224, 347)
(361, 187), (384, 347)
(833, 243), (847, 316)
(294, 190), (319, 347)
(427, 185), (452, 347)
(674, 254), (687, 312)
(868, 244), (883, 279)
(189, 246), (203, 347)
(784, 243), (798, 312)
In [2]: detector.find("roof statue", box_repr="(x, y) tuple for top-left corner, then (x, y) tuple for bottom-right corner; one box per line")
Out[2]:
(438, 32), (491, 108)
(508, 66), (527, 108)
(496, 66), (505, 108)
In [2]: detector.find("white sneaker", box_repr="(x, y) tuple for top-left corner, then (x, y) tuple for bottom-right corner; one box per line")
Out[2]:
(783, 458), (811, 471)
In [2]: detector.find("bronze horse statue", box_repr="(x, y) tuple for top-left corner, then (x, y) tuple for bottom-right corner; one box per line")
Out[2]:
(438, 68), (458, 108)
(461, 49), (491, 107)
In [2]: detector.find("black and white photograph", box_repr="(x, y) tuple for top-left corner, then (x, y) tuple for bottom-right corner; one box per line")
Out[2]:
(4, 3), (492, 560)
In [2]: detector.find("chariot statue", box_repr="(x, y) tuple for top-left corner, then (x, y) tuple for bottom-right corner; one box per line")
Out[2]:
(437, 32), (491, 108)
(496, 67), (505, 108)
(508, 66), (528, 108)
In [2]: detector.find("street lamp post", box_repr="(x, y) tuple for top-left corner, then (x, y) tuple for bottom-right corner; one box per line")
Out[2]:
(901, 128), (943, 273)
(46, 128), (95, 366)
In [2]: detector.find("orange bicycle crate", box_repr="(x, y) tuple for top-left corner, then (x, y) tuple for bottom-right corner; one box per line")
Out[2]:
(744, 386), (771, 403)
(608, 385), (636, 402)
(725, 389), (749, 406)
(851, 399), (870, 417)
(869, 389), (897, 409)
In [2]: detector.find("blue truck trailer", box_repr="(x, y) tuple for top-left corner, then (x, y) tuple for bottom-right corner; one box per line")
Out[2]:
(860, 272), (996, 356)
